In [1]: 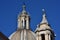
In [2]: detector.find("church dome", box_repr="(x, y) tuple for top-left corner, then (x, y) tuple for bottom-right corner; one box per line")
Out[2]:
(9, 29), (36, 40)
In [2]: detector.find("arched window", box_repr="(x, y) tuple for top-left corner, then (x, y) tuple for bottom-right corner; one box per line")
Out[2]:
(24, 20), (26, 29)
(41, 34), (45, 40)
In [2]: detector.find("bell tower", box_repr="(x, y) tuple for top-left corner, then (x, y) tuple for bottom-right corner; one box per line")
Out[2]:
(35, 9), (55, 40)
(18, 4), (30, 30)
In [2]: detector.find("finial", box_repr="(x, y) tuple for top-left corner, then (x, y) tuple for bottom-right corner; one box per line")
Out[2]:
(42, 9), (45, 12)
(40, 9), (48, 24)
(22, 3), (26, 11)
(42, 9), (46, 14)
(22, 3), (26, 13)
(42, 9), (46, 18)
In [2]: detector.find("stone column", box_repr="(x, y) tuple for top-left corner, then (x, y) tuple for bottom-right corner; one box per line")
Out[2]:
(18, 18), (20, 29)
(49, 35), (51, 40)
(45, 34), (49, 40)
(26, 17), (29, 29)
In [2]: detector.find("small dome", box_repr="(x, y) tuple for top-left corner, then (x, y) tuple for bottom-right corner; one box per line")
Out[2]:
(9, 29), (36, 40)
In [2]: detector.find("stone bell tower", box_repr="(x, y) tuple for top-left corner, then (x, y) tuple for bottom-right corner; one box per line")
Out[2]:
(35, 9), (55, 40)
(18, 4), (30, 30)
(9, 4), (36, 40)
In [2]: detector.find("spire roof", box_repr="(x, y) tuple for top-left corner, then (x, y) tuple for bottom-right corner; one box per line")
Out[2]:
(40, 9), (48, 24)
(35, 9), (53, 32)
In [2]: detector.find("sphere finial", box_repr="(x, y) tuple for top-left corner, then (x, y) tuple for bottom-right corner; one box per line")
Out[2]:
(42, 9), (46, 13)
(42, 9), (45, 12)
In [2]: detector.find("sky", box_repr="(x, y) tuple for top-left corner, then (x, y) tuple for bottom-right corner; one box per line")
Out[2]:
(0, 0), (60, 40)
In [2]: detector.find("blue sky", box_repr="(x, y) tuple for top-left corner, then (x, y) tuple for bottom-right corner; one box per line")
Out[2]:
(0, 0), (60, 40)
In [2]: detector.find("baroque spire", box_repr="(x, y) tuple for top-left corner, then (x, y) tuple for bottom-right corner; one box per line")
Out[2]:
(40, 9), (48, 24)
(17, 3), (30, 29)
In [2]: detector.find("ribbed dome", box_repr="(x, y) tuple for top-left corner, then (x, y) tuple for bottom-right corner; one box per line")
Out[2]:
(9, 29), (36, 40)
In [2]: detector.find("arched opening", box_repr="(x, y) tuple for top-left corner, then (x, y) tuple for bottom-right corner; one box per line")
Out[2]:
(41, 34), (45, 40)
(24, 20), (26, 29)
